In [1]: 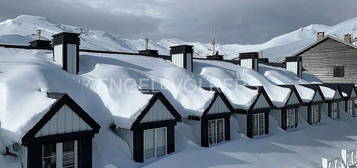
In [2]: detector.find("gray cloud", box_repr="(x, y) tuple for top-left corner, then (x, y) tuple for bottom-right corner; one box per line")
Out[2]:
(0, 0), (357, 44)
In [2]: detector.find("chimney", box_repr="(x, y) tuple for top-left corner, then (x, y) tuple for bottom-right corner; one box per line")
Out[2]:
(317, 32), (325, 41)
(344, 34), (353, 44)
(138, 38), (159, 56)
(285, 56), (302, 78)
(29, 30), (52, 49)
(238, 52), (259, 71)
(170, 45), (194, 72)
(52, 32), (80, 74)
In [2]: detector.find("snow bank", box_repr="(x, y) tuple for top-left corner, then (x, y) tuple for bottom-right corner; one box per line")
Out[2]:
(320, 86), (336, 100)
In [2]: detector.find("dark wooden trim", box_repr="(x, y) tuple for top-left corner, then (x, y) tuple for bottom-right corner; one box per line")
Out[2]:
(202, 89), (234, 117)
(248, 87), (274, 111)
(132, 120), (178, 130)
(78, 137), (93, 168)
(22, 94), (101, 143)
(23, 131), (95, 146)
(131, 92), (181, 129)
(281, 108), (287, 130)
(133, 129), (144, 162)
(200, 115), (231, 147)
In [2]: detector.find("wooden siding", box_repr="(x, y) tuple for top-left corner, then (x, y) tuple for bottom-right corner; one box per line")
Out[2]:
(287, 91), (300, 105)
(35, 105), (92, 137)
(208, 96), (231, 114)
(140, 100), (175, 123)
(171, 54), (184, 68)
(67, 44), (77, 74)
(186, 53), (193, 72)
(300, 38), (357, 84)
(253, 94), (270, 110)
(312, 91), (323, 102)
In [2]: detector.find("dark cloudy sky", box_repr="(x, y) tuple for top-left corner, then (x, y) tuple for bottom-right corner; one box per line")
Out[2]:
(1, 0), (357, 44)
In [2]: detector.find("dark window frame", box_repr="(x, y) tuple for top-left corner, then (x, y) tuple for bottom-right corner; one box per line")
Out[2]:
(333, 66), (345, 77)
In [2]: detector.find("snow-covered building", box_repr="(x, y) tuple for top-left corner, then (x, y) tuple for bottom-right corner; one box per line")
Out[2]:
(187, 88), (234, 147)
(235, 86), (273, 138)
(339, 83), (357, 116)
(300, 84), (326, 124)
(19, 92), (100, 168)
(273, 85), (304, 130)
(112, 90), (182, 163)
(320, 84), (344, 120)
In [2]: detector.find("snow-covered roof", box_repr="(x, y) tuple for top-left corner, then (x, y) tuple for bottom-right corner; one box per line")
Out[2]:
(194, 59), (291, 108)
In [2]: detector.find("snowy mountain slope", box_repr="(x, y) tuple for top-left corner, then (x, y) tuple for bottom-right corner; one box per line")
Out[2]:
(1, 15), (357, 62)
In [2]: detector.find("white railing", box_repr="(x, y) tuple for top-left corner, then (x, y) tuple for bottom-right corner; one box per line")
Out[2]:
(322, 149), (357, 168)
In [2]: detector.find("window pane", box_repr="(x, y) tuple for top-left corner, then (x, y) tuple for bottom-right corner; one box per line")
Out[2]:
(144, 129), (155, 160)
(252, 115), (258, 136)
(63, 141), (75, 168)
(216, 119), (224, 143)
(208, 120), (216, 145)
(43, 143), (56, 168)
(258, 114), (265, 136)
(156, 128), (166, 157)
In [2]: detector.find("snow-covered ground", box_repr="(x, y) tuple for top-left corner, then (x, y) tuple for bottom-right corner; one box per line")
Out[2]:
(1, 15), (357, 61)
(0, 15), (357, 168)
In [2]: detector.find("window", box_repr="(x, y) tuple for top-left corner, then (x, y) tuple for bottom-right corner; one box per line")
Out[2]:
(42, 141), (77, 168)
(208, 119), (225, 146)
(144, 127), (167, 160)
(310, 104), (320, 124)
(330, 102), (339, 119)
(252, 113), (265, 137)
(347, 100), (355, 116)
(333, 66), (345, 77)
(286, 108), (297, 129)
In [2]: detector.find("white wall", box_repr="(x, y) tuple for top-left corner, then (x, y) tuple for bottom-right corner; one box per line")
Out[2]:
(240, 59), (253, 70)
(35, 105), (92, 137)
(286, 62), (298, 75)
(233, 114), (247, 135)
(118, 128), (134, 158)
(185, 120), (201, 145)
(270, 109), (281, 127)
(54, 44), (63, 67)
(140, 100), (175, 123)
(171, 54), (184, 69)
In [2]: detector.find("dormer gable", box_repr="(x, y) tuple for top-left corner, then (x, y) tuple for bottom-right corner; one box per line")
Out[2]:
(22, 93), (100, 144)
(131, 92), (181, 129)
(203, 89), (234, 116)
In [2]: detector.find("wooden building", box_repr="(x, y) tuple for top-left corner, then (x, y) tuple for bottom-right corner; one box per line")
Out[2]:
(234, 86), (273, 138)
(300, 84), (325, 124)
(339, 83), (357, 116)
(21, 92), (101, 168)
(272, 85), (304, 130)
(187, 88), (234, 147)
(113, 90), (181, 163)
(294, 34), (357, 84)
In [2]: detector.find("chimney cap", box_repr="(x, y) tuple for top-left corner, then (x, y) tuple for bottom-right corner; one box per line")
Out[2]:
(285, 56), (301, 62)
(239, 52), (259, 59)
(52, 32), (80, 45)
(170, 45), (194, 54)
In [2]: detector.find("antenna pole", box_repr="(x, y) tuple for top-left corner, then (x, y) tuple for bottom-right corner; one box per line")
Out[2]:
(145, 38), (149, 50)
(36, 30), (41, 40)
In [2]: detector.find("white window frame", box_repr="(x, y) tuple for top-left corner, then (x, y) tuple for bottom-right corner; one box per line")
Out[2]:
(42, 141), (78, 168)
(252, 113), (265, 137)
(208, 118), (225, 146)
(311, 104), (320, 124)
(286, 108), (297, 129)
(143, 127), (167, 161)
(330, 102), (339, 119)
